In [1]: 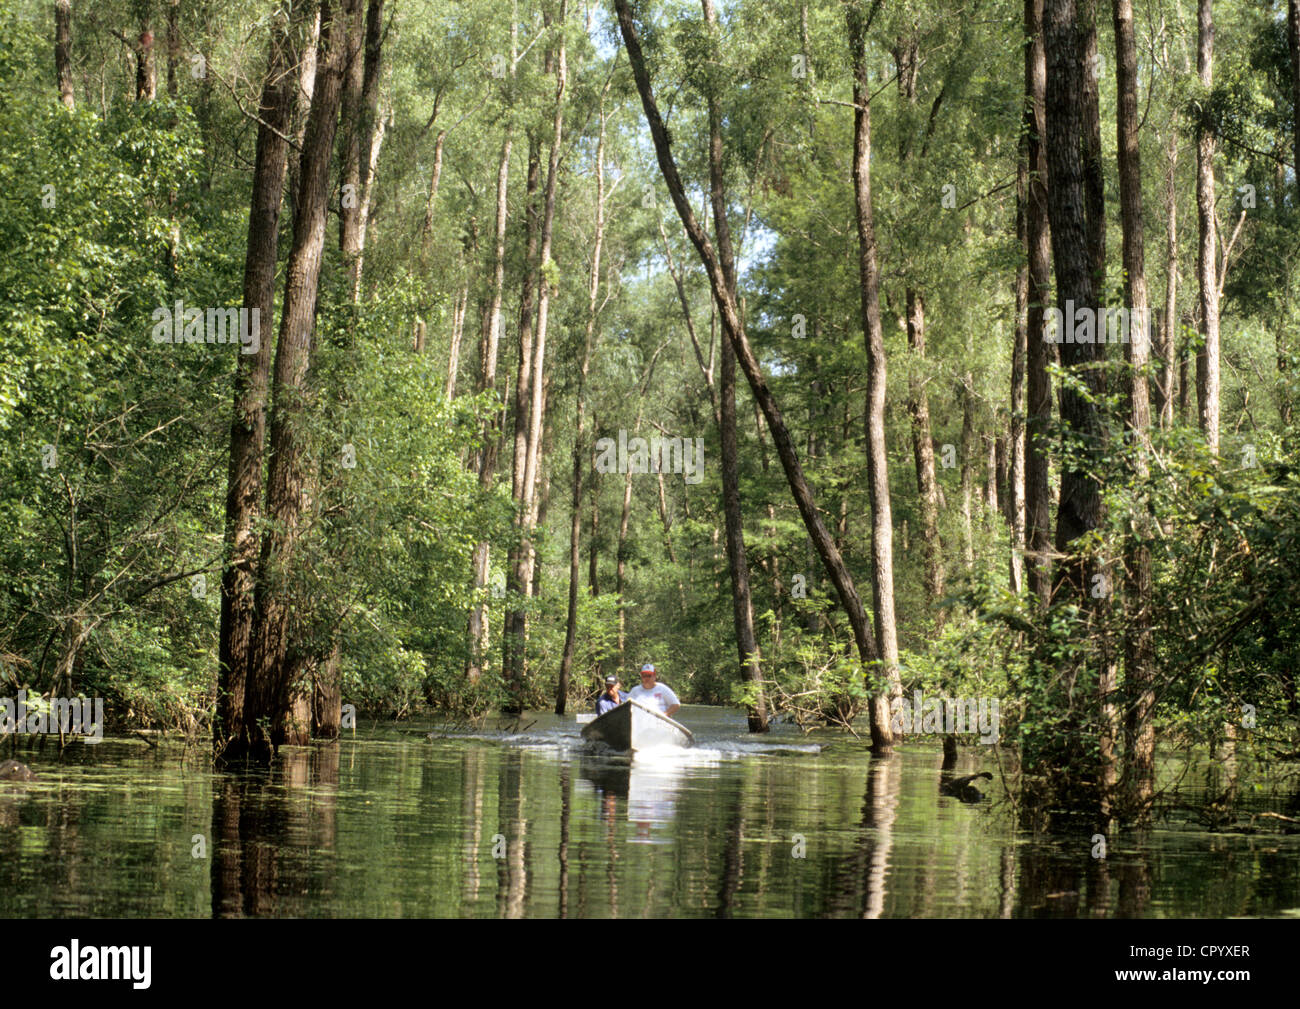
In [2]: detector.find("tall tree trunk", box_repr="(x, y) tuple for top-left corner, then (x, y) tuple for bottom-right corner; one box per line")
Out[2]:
(337, 0), (367, 271)
(420, 130), (447, 263)
(133, 3), (155, 101)
(720, 334), (766, 730)
(466, 133), (512, 684)
(907, 293), (945, 616)
(350, 1), (384, 298)
(446, 275), (468, 398)
(1178, 323), (1191, 422)
(848, 2), (901, 715)
(1080, 0), (1106, 297)
(1157, 130), (1178, 428)
(557, 100), (611, 714)
(1044, 0), (1104, 600)
(56, 0), (75, 109)
(215, 1), (302, 762)
(243, 0), (355, 761)
(1025, 0), (1054, 603)
(615, 422), (638, 672)
(752, 404), (783, 653)
(507, 5), (567, 708)
(1290, 0), (1300, 210)
(589, 469), (600, 599)
(1195, 0), (1220, 452)
(702, 0), (767, 732)
(286, 9), (321, 223)
(960, 372), (976, 571)
(616, 0), (894, 751)
(301, 1), (382, 741)
(984, 432), (999, 522)
(895, 37), (946, 619)
(502, 135), (541, 704)
(353, 106), (386, 299)
(1011, 141), (1028, 595)
(1114, 0), (1155, 815)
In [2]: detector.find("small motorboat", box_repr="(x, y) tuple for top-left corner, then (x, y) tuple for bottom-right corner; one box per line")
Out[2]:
(580, 699), (693, 752)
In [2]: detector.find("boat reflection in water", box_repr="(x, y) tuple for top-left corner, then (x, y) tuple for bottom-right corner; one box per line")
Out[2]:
(579, 747), (720, 842)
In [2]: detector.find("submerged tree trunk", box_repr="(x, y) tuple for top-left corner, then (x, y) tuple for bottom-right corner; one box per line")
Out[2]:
(1114, 0), (1155, 815)
(215, 1), (303, 762)
(242, 0), (355, 761)
(1040, 0), (1107, 819)
(616, 0), (895, 751)
(848, 3), (901, 727)
(1195, 0), (1220, 452)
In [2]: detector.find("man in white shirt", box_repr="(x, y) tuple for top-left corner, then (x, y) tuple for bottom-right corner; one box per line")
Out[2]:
(629, 662), (680, 718)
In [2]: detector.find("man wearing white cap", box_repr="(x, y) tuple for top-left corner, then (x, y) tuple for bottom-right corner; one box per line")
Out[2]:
(629, 662), (680, 718)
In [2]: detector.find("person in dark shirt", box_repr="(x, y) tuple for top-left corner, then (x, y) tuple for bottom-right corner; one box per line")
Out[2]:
(595, 675), (624, 716)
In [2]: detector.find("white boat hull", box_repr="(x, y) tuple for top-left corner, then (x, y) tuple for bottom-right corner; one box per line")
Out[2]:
(581, 699), (693, 752)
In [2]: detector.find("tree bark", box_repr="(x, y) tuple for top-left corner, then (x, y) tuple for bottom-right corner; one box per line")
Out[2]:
(847, 2), (901, 716)
(1157, 130), (1178, 428)
(337, 0), (367, 270)
(133, 5), (155, 102)
(446, 276), (468, 398)
(1044, 0), (1104, 599)
(243, 0), (356, 761)
(1024, 0), (1054, 604)
(1011, 141), (1028, 595)
(908, 291), (945, 616)
(1195, 0), (1220, 452)
(960, 371), (976, 571)
(1113, 0), (1155, 814)
(1080, 0), (1106, 298)
(1290, 0), (1300, 210)
(215, 1), (302, 762)
(420, 129), (447, 263)
(351, 1), (385, 298)
(56, 0), (75, 109)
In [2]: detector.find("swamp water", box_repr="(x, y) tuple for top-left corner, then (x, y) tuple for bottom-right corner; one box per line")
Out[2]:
(1, 705), (1297, 917)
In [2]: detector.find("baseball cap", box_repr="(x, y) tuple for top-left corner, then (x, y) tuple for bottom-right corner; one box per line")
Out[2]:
(640, 663), (656, 674)
(604, 675), (618, 685)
